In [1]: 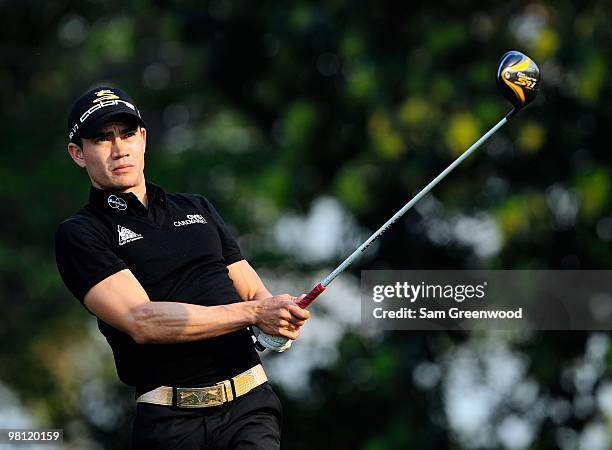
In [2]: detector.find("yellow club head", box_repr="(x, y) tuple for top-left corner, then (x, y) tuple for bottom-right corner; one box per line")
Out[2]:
(497, 51), (540, 117)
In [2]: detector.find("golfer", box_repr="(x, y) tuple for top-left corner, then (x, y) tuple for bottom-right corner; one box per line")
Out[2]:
(55, 86), (309, 449)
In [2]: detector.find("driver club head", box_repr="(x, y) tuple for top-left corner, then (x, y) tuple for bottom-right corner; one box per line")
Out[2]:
(497, 51), (540, 118)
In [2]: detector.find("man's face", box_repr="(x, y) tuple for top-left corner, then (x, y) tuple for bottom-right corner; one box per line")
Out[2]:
(67, 119), (147, 192)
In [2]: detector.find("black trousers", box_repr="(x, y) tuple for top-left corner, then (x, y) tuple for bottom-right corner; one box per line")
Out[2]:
(132, 383), (282, 450)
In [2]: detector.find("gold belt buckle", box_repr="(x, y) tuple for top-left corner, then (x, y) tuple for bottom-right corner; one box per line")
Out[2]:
(176, 384), (226, 408)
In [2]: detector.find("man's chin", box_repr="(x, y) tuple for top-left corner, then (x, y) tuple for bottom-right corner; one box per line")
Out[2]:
(99, 177), (142, 192)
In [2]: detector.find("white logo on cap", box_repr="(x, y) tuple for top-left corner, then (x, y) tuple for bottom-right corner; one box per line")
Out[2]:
(79, 99), (137, 123)
(108, 195), (127, 210)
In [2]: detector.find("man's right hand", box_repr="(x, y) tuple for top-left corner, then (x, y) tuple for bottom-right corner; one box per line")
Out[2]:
(253, 294), (310, 340)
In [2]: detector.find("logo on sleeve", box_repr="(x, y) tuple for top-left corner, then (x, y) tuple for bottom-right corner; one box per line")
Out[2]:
(108, 195), (128, 210)
(118, 225), (143, 246)
(174, 214), (208, 227)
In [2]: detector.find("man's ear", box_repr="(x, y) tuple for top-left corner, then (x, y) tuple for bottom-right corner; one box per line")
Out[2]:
(141, 127), (147, 153)
(67, 143), (87, 168)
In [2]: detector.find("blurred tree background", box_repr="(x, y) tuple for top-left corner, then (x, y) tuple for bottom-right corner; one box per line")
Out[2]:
(1, 1), (612, 449)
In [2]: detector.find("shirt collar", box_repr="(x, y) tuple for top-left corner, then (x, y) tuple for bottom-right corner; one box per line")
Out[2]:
(89, 182), (167, 215)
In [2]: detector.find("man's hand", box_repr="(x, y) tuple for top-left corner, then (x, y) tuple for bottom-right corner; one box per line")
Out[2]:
(253, 294), (310, 340)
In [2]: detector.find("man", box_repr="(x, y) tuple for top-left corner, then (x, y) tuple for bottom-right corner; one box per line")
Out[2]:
(55, 86), (309, 449)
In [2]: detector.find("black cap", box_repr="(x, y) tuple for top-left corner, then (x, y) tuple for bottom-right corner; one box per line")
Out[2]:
(67, 86), (146, 143)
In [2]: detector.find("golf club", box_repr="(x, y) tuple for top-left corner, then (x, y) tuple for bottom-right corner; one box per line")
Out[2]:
(254, 50), (540, 352)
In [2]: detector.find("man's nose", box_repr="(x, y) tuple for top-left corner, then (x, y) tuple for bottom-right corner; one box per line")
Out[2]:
(111, 137), (129, 158)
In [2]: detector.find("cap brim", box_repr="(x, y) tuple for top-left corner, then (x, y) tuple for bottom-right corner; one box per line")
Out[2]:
(79, 111), (146, 139)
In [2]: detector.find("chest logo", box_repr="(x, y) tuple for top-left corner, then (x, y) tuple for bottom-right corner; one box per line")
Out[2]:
(174, 214), (208, 227)
(108, 195), (127, 210)
(118, 225), (143, 246)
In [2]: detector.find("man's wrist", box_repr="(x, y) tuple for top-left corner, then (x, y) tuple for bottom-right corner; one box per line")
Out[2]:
(251, 290), (273, 302)
(243, 299), (259, 326)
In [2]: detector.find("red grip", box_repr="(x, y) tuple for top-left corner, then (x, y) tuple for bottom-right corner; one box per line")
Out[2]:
(297, 283), (326, 309)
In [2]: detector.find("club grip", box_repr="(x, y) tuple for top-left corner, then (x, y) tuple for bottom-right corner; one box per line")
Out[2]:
(297, 283), (326, 309)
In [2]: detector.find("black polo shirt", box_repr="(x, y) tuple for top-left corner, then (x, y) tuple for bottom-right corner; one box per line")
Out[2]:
(55, 182), (260, 395)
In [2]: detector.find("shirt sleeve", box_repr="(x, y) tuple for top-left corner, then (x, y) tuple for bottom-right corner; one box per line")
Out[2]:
(198, 196), (244, 265)
(55, 219), (128, 304)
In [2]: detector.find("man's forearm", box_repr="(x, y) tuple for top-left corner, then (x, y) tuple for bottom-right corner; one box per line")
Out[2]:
(131, 300), (257, 344)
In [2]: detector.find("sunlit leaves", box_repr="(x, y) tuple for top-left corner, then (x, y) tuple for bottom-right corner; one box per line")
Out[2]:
(257, 166), (290, 209)
(425, 22), (467, 56)
(345, 64), (377, 102)
(83, 17), (134, 66)
(574, 167), (611, 222)
(368, 113), (404, 159)
(199, 110), (262, 154)
(4, 3), (612, 448)
(445, 113), (481, 157)
(289, 4), (314, 31)
(517, 123), (545, 153)
(495, 194), (549, 239)
(276, 100), (317, 151)
(340, 31), (365, 60)
(335, 164), (370, 212)
(398, 98), (433, 129)
(532, 27), (559, 60)
(576, 53), (607, 104)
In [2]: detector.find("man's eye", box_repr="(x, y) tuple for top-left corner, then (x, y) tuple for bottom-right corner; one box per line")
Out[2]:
(124, 131), (136, 138)
(95, 136), (110, 143)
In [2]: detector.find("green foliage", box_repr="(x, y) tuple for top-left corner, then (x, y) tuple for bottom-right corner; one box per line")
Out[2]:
(1, 1), (611, 449)
(574, 167), (611, 221)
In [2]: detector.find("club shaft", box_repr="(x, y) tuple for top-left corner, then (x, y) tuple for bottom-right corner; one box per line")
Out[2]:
(263, 116), (509, 345)
(322, 116), (508, 287)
